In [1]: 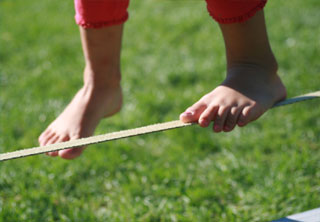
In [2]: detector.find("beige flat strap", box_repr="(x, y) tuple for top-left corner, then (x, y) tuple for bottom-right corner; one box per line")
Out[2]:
(1, 90), (320, 162)
(272, 90), (320, 108)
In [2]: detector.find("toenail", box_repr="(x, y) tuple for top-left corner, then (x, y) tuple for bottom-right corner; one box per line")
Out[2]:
(200, 119), (209, 127)
(181, 111), (194, 117)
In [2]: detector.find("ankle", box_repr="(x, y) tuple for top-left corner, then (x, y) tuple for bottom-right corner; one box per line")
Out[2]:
(83, 65), (121, 89)
(228, 52), (278, 75)
(228, 56), (279, 78)
(261, 53), (278, 74)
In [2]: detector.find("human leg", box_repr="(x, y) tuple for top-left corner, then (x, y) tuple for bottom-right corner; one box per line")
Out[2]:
(180, 8), (286, 132)
(39, 0), (129, 159)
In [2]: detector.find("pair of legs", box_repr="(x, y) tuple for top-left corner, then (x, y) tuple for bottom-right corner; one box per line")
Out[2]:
(39, 10), (286, 159)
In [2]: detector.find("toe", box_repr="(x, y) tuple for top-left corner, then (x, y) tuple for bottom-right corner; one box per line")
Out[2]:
(238, 106), (250, 127)
(47, 151), (59, 157)
(213, 106), (230, 133)
(58, 135), (84, 159)
(45, 135), (59, 156)
(237, 104), (262, 127)
(180, 102), (207, 123)
(58, 147), (84, 160)
(46, 135), (59, 145)
(198, 105), (219, 127)
(45, 136), (60, 157)
(47, 135), (69, 157)
(223, 106), (242, 132)
(41, 132), (57, 146)
(39, 129), (53, 146)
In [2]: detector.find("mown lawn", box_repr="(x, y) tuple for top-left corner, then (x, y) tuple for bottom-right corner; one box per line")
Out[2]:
(1, 0), (320, 221)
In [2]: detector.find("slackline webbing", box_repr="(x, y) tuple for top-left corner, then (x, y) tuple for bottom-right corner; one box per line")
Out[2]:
(1, 90), (320, 162)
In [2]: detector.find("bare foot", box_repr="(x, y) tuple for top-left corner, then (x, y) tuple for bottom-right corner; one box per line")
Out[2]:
(180, 65), (286, 132)
(38, 84), (122, 159)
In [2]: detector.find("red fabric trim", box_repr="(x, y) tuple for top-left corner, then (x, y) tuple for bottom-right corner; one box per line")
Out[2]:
(75, 13), (129, 29)
(207, 0), (267, 24)
(74, 0), (129, 29)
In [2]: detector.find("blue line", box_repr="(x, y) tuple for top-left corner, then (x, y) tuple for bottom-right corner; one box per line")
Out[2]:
(272, 217), (301, 222)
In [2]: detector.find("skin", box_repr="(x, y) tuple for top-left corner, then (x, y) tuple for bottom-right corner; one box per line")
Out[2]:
(39, 10), (286, 159)
(39, 25), (123, 159)
(180, 10), (286, 132)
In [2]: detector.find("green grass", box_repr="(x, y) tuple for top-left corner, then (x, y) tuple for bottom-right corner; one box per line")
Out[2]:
(1, 0), (320, 221)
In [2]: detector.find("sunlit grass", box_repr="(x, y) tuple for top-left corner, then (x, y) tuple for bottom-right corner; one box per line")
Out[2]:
(1, 0), (320, 221)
